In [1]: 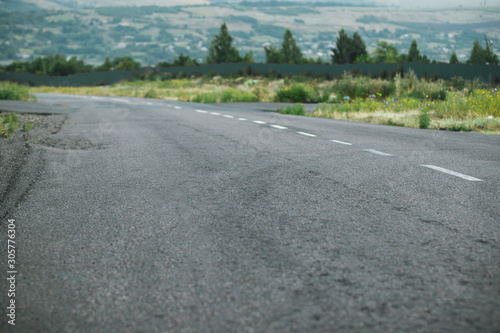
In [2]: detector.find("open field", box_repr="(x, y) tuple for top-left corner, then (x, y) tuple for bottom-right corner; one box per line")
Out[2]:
(28, 74), (500, 134)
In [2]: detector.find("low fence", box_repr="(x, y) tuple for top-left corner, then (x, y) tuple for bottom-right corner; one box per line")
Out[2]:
(0, 62), (498, 87)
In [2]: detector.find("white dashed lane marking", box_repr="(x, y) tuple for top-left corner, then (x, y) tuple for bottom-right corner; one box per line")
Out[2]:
(174, 106), (182, 109)
(189, 109), (485, 183)
(331, 140), (352, 145)
(363, 149), (393, 157)
(421, 165), (483, 181)
(297, 131), (317, 137)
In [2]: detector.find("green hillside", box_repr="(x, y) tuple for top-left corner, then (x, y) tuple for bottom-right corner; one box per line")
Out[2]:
(0, 1), (498, 65)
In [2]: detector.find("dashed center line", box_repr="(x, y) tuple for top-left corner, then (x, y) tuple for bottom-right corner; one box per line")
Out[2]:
(331, 140), (352, 145)
(363, 149), (393, 156)
(297, 131), (317, 137)
(271, 125), (288, 130)
(421, 165), (483, 181)
(189, 109), (486, 183)
(174, 106), (182, 109)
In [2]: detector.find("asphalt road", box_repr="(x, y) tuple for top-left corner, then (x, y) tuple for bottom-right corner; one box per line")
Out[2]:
(1, 93), (499, 332)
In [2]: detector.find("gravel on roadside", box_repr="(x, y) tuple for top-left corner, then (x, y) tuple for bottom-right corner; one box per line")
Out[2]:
(0, 112), (66, 219)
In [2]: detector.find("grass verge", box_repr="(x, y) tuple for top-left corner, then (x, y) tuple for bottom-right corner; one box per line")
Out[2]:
(311, 87), (500, 134)
(28, 74), (500, 134)
(0, 81), (37, 102)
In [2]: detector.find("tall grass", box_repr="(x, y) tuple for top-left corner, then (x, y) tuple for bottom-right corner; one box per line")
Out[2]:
(190, 88), (259, 103)
(311, 87), (500, 132)
(0, 81), (36, 101)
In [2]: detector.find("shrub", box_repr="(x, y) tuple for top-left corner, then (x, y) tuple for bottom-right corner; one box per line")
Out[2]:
(379, 70), (388, 80)
(143, 71), (161, 81)
(419, 109), (431, 129)
(278, 104), (306, 115)
(406, 84), (447, 101)
(292, 74), (312, 83)
(0, 81), (35, 101)
(428, 88), (447, 101)
(449, 76), (466, 90)
(449, 125), (472, 132)
(334, 75), (394, 100)
(275, 84), (311, 103)
(143, 89), (158, 99)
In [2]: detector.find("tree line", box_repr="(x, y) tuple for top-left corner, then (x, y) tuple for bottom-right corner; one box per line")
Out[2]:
(2, 23), (498, 76)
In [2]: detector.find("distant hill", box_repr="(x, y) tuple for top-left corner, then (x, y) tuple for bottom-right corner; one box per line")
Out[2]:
(0, 0), (209, 13)
(0, 1), (498, 65)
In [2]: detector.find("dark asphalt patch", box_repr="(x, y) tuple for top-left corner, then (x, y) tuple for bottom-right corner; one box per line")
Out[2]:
(0, 100), (76, 114)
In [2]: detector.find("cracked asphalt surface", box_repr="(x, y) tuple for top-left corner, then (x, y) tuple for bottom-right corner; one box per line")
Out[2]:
(1, 93), (499, 332)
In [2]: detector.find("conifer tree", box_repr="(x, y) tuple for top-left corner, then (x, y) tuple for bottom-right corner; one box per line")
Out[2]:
(264, 45), (284, 63)
(407, 40), (421, 62)
(331, 29), (368, 64)
(467, 39), (486, 64)
(97, 56), (113, 71)
(281, 29), (303, 64)
(206, 23), (242, 64)
(331, 29), (351, 64)
(484, 36), (499, 65)
(373, 41), (399, 63)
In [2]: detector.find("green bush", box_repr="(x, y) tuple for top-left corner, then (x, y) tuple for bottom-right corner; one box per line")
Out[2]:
(449, 125), (472, 132)
(0, 81), (35, 101)
(275, 84), (311, 103)
(407, 86), (447, 101)
(143, 89), (158, 99)
(449, 76), (466, 91)
(334, 75), (394, 100)
(419, 109), (431, 129)
(278, 104), (306, 115)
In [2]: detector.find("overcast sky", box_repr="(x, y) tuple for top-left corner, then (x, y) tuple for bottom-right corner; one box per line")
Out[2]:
(372, 0), (500, 7)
